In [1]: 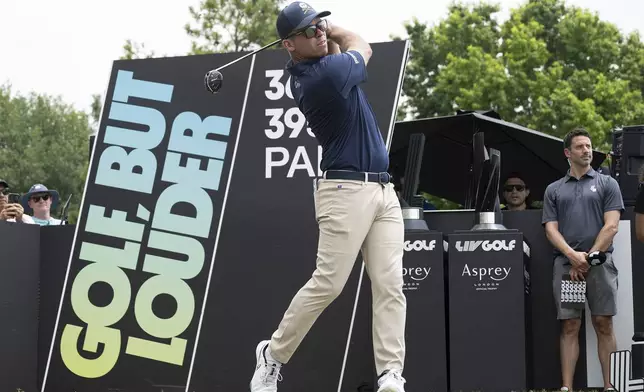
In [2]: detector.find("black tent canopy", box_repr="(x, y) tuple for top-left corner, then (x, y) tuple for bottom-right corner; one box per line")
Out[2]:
(389, 112), (607, 206)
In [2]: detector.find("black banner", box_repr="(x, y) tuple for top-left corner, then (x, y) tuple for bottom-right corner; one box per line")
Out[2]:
(10, 208), (637, 389)
(0, 222), (40, 392)
(447, 230), (531, 392)
(41, 52), (256, 391)
(339, 231), (448, 392)
(41, 41), (410, 391)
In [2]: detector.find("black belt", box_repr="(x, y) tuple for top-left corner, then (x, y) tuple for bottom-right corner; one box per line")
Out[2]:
(323, 170), (392, 184)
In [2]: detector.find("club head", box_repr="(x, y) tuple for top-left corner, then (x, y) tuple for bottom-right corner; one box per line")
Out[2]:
(587, 250), (607, 266)
(205, 69), (223, 94)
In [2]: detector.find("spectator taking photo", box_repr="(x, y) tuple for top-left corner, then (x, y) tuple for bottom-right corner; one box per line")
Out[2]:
(0, 179), (35, 224)
(20, 184), (62, 226)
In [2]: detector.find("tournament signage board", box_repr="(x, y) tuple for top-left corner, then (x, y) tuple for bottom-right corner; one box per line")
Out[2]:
(447, 230), (530, 392)
(42, 40), (410, 391)
(339, 231), (449, 392)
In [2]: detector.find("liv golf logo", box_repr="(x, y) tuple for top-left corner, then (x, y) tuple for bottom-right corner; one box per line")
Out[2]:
(404, 239), (436, 252)
(455, 239), (516, 252)
(610, 350), (644, 391)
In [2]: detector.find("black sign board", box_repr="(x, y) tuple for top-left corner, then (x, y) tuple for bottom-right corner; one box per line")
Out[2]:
(41, 40), (410, 391)
(0, 222), (40, 392)
(339, 231), (448, 392)
(447, 230), (531, 392)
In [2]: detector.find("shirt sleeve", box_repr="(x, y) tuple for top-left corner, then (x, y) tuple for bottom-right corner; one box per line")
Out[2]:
(321, 50), (368, 98)
(22, 214), (36, 224)
(636, 185), (644, 214)
(542, 183), (558, 225)
(603, 176), (625, 214)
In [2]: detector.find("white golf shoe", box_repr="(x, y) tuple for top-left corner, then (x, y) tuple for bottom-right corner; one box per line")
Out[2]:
(250, 340), (283, 392)
(377, 369), (406, 392)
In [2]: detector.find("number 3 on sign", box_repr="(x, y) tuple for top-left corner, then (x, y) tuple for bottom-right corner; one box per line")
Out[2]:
(265, 70), (293, 101)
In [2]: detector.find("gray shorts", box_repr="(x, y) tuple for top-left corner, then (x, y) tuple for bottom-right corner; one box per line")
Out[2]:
(552, 253), (619, 320)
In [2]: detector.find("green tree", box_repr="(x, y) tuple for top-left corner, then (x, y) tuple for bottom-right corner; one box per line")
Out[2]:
(90, 93), (102, 131)
(120, 39), (157, 60)
(185, 0), (284, 54)
(0, 84), (92, 223)
(110, 0), (285, 124)
(396, 0), (644, 207)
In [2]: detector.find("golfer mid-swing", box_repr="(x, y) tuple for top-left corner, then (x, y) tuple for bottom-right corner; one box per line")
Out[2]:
(250, 2), (407, 392)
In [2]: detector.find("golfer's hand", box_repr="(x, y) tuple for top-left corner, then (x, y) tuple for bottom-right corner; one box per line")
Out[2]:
(567, 251), (589, 273)
(569, 267), (586, 281)
(325, 19), (334, 37)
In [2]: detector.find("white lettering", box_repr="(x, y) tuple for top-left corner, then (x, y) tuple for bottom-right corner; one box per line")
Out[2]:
(402, 266), (431, 281)
(265, 146), (323, 179)
(265, 69), (293, 101)
(264, 107), (310, 140)
(455, 239), (516, 252)
(286, 146), (315, 178)
(403, 239), (436, 252)
(265, 147), (289, 178)
(461, 264), (512, 281)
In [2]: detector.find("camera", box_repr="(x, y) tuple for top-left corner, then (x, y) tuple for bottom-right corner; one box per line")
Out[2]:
(8, 193), (20, 204)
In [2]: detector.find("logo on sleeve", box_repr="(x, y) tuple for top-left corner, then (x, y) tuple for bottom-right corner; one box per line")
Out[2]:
(347, 52), (360, 64)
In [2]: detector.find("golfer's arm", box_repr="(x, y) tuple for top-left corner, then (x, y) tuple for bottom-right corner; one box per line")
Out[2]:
(589, 210), (620, 253)
(544, 221), (575, 258)
(327, 25), (372, 64)
(327, 39), (341, 55)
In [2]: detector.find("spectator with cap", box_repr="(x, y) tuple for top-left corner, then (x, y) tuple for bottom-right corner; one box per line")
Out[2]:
(21, 184), (62, 226)
(0, 179), (34, 224)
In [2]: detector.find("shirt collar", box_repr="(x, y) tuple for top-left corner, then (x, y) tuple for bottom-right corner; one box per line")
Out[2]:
(565, 167), (596, 182)
(286, 56), (321, 76)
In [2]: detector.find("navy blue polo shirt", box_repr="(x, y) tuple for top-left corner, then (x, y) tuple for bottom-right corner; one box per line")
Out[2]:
(286, 50), (389, 173)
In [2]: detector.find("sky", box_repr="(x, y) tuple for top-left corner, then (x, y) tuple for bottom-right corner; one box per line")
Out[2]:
(0, 0), (642, 115)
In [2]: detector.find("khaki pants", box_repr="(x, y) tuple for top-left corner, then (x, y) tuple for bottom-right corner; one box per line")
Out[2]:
(269, 178), (407, 375)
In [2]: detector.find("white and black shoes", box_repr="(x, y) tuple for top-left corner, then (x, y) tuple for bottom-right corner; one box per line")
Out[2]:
(250, 340), (283, 392)
(377, 369), (406, 392)
(249, 341), (405, 392)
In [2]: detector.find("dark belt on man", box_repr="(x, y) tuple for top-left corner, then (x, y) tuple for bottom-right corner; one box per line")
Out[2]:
(323, 170), (392, 184)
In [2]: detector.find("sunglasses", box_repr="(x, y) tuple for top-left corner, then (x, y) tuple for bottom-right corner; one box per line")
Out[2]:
(0, 189), (9, 195)
(30, 194), (50, 202)
(289, 19), (328, 39)
(504, 185), (525, 192)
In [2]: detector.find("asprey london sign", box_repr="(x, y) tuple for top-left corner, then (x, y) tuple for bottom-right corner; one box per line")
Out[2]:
(448, 230), (530, 391)
(41, 41), (409, 391)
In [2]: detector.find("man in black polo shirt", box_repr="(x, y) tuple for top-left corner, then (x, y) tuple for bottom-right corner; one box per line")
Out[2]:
(542, 128), (624, 392)
(249, 3), (407, 392)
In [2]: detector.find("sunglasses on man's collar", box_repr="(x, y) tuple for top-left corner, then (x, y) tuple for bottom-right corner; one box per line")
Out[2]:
(287, 19), (328, 40)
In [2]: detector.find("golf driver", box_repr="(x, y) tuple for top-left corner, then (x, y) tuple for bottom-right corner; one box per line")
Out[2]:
(204, 38), (282, 94)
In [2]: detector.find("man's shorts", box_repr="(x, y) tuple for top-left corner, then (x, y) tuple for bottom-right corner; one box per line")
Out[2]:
(552, 253), (619, 320)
